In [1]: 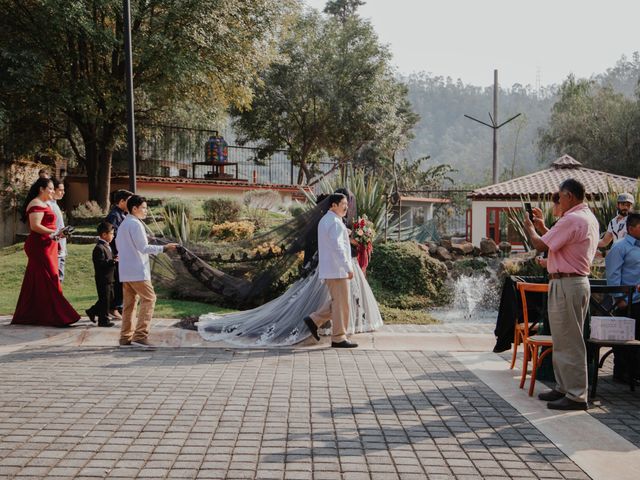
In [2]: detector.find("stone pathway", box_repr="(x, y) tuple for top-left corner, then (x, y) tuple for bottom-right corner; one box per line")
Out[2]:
(1, 318), (640, 479)
(0, 346), (588, 480)
(381, 323), (492, 334)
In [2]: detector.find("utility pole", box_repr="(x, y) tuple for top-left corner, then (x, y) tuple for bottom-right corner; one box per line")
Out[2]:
(465, 70), (521, 184)
(123, 0), (137, 193)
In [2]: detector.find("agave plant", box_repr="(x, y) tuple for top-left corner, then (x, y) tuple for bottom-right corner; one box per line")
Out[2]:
(505, 195), (557, 251)
(588, 180), (640, 235)
(302, 169), (390, 238)
(160, 202), (208, 244)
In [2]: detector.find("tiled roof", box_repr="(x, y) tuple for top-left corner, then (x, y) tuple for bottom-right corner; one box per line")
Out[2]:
(469, 155), (638, 199)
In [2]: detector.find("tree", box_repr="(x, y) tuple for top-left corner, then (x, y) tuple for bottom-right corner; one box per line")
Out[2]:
(0, 0), (292, 207)
(323, 0), (366, 22)
(539, 75), (640, 177)
(232, 8), (418, 184)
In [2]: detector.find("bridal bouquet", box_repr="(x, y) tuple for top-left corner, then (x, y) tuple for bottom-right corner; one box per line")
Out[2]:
(352, 215), (375, 274)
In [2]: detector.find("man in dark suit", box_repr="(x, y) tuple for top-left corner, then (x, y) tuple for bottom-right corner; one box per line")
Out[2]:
(106, 189), (133, 318)
(86, 222), (117, 327)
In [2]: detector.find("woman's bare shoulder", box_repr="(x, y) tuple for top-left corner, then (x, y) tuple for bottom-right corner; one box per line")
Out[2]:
(26, 199), (48, 213)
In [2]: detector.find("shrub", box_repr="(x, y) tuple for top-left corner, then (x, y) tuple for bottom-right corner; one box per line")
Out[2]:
(378, 305), (439, 325)
(68, 201), (105, 225)
(202, 197), (242, 224)
(210, 221), (255, 241)
(289, 202), (305, 217)
(243, 189), (281, 210)
(499, 254), (544, 278)
(368, 241), (449, 308)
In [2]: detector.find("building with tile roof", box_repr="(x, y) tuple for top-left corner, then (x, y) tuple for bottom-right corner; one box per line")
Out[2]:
(467, 155), (638, 247)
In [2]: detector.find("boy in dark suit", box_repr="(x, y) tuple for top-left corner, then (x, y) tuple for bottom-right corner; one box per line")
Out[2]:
(86, 222), (117, 327)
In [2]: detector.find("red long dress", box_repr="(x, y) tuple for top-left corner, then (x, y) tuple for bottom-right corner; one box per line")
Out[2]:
(12, 205), (80, 327)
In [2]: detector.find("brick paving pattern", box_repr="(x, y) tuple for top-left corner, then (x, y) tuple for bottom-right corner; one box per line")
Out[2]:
(380, 323), (492, 334)
(505, 350), (640, 449)
(0, 347), (589, 479)
(577, 356), (640, 448)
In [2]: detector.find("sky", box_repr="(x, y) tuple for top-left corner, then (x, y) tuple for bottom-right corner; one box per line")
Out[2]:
(304, 0), (640, 88)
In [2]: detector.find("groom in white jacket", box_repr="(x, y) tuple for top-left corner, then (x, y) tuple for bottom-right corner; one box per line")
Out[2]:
(304, 193), (357, 348)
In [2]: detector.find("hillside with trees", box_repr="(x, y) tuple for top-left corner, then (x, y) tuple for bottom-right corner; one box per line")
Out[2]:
(402, 52), (640, 185)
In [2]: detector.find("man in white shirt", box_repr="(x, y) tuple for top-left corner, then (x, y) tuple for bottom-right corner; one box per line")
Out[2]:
(48, 178), (67, 283)
(116, 195), (178, 348)
(598, 193), (634, 249)
(303, 193), (357, 348)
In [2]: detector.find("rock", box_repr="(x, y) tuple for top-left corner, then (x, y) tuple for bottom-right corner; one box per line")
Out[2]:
(435, 246), (452, 262)
(439, 239), (452, 250)
(451, 241), (474, 255)
(417, 243), (430, 254)
(426, 241), (438, 255)
(480, 238), (498, 256)
(445, 260), (454, 270)
(498, 241), (512, 256)
(472, 246), (481, 257)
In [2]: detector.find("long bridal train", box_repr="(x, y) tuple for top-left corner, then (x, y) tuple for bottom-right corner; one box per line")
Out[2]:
(197, 258), (383, 347)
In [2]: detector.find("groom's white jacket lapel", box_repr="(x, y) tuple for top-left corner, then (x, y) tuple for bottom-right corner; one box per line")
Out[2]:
(317, 210), (353, 280)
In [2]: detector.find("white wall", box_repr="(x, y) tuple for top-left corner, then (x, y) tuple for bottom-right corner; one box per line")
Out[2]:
(470, 199), (529, 246)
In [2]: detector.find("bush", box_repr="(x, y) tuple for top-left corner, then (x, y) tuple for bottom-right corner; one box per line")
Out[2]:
(243, 189), (281, 210)
(68, 201), (105, 225)
(499, 254), (544, 279)
(368, 241), (449, 308)
(202, 197), (242, 224)
(378, 305), (439, 325)
(210, 221), (255, 241)
(289, 203), (305, 217)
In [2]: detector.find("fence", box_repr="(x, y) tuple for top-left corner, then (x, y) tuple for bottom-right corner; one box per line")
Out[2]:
(121, 124), (336, 186)
(385, 189), (472, 242)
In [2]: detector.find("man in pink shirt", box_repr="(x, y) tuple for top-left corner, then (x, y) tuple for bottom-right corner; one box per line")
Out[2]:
(524, 178), (599, 410)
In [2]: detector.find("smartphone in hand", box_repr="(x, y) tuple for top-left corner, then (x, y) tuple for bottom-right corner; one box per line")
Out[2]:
(524, 202), (534, 221)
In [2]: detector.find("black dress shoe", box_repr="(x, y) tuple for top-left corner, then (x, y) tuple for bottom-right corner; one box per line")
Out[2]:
(98, 319), (115, 328)
(538, 389), (565, 402)
(547, 397), (588, 411)
(85, 309), (96, 324)
(331, 340), (358, 348)
(303, 316), (320, 341)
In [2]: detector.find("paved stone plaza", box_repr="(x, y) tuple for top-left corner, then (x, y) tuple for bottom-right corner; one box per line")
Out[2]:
(0, 319), (639, 479)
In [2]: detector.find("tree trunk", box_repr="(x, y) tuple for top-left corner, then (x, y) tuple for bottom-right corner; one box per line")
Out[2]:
(84, 140), (112, 211)
(77, 121), (115, 211)
(298, 160), (312, 184)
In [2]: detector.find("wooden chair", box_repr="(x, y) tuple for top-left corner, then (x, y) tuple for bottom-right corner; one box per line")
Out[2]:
(516, 282), (553, 396)
(510, 281), (543, 369)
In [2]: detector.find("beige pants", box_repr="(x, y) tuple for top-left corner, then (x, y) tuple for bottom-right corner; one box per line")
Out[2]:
(548, 276), (590, 402)
(121, 280), (157, 343)
(310, 278), (350, 343)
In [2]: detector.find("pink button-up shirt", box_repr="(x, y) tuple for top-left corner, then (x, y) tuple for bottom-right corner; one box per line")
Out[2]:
(541, 203), (599, 275)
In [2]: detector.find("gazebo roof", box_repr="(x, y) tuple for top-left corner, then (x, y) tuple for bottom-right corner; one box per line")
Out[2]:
(468, 155), (638, 200)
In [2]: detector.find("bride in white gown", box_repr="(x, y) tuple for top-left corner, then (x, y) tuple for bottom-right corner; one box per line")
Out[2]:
(196, 191), (383, 346)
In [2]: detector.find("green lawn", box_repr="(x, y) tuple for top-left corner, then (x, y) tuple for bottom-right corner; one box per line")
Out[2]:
(0, 243), (229, 318)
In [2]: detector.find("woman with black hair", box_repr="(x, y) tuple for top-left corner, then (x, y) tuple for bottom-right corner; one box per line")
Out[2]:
(12, 178), (80, 327)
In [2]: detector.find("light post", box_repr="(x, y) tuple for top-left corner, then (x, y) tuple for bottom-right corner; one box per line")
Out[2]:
(464, 70), (521, 184)
(123, 0), (136, 193)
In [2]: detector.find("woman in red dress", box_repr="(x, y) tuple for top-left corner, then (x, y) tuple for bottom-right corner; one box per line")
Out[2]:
(12, 177), (80, 327)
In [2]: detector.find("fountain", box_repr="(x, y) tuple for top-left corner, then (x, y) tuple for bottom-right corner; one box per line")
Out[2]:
(429, 272), (499, 324)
